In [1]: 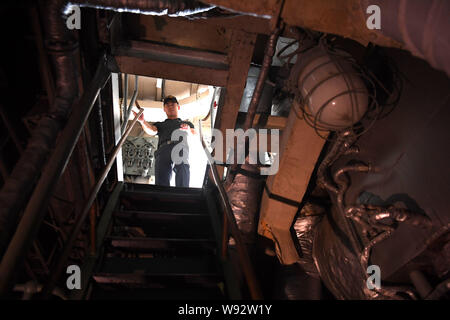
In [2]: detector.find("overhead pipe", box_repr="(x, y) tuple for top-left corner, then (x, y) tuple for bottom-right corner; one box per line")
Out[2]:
(121, 75), (139, 133)
(333, 161), (372, 213)
(64, 0), (214, 17)
(122, 74), (128, 133)
(225, 25), (282, 187)
(242, 28), (281, 132)
(316, 130), (365, 255)
(161, 79), (166, 101)
(317, 130), (358, 196)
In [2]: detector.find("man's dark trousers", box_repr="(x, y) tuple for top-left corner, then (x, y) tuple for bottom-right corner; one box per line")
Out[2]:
(154, 143), (190, 187)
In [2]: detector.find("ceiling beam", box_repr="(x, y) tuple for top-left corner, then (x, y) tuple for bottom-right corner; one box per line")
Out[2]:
(115, 40), (229, 70)
(213, 30), (257, 177)
(201, 0), (279, 18)
(179, 89), (210, 105)
(204, 0), (401, 48)
(114, 55), (228, 87)
(126, 15), (232, 53)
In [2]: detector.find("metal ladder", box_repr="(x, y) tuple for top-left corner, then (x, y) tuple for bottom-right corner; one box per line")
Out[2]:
(75, 183), (234, 300)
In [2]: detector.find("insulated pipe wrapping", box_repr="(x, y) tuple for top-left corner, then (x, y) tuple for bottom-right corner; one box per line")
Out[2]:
(360, 0), (450, 77)
(66, 0), (214, 16)
(227, 164), (263, 245)
(0, 0), (80, 256)
(0, 57), (111, 295)
(293, 203), (324, 279)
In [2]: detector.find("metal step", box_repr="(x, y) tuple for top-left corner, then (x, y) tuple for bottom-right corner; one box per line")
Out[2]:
(90, 284), (226, 300)
(120, 183), (205, 212)
(99, 256), (220, 275)
(113, 210), (214, 239)
(93, 273), (222, 289)
(122, 183), (204, 201)
(119, 192), (208, 214)
(86, 184), (231, 300)
(114, 209), (209, 218)
(93, 256), (223, 289)
(105, 236), (217, 255)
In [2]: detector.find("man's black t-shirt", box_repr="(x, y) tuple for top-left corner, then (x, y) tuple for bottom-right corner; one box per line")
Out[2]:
(153, 118), (194, 148)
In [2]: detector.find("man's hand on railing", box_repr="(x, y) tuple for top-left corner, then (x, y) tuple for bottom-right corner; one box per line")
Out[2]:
(132, 107), (158, 135)
(132, 108), (144, 123)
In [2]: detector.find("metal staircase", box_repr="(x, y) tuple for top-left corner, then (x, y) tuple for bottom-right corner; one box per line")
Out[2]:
(80, 183), (233, 300)
(0, 106), (262, 299)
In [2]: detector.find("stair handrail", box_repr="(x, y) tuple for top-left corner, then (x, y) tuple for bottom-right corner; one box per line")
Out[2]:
(40, 108), (145, 298)
(198, 124), (263, 300)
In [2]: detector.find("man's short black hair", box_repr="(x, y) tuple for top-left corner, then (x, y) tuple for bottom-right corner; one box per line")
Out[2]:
(163, 95), (178, 105)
